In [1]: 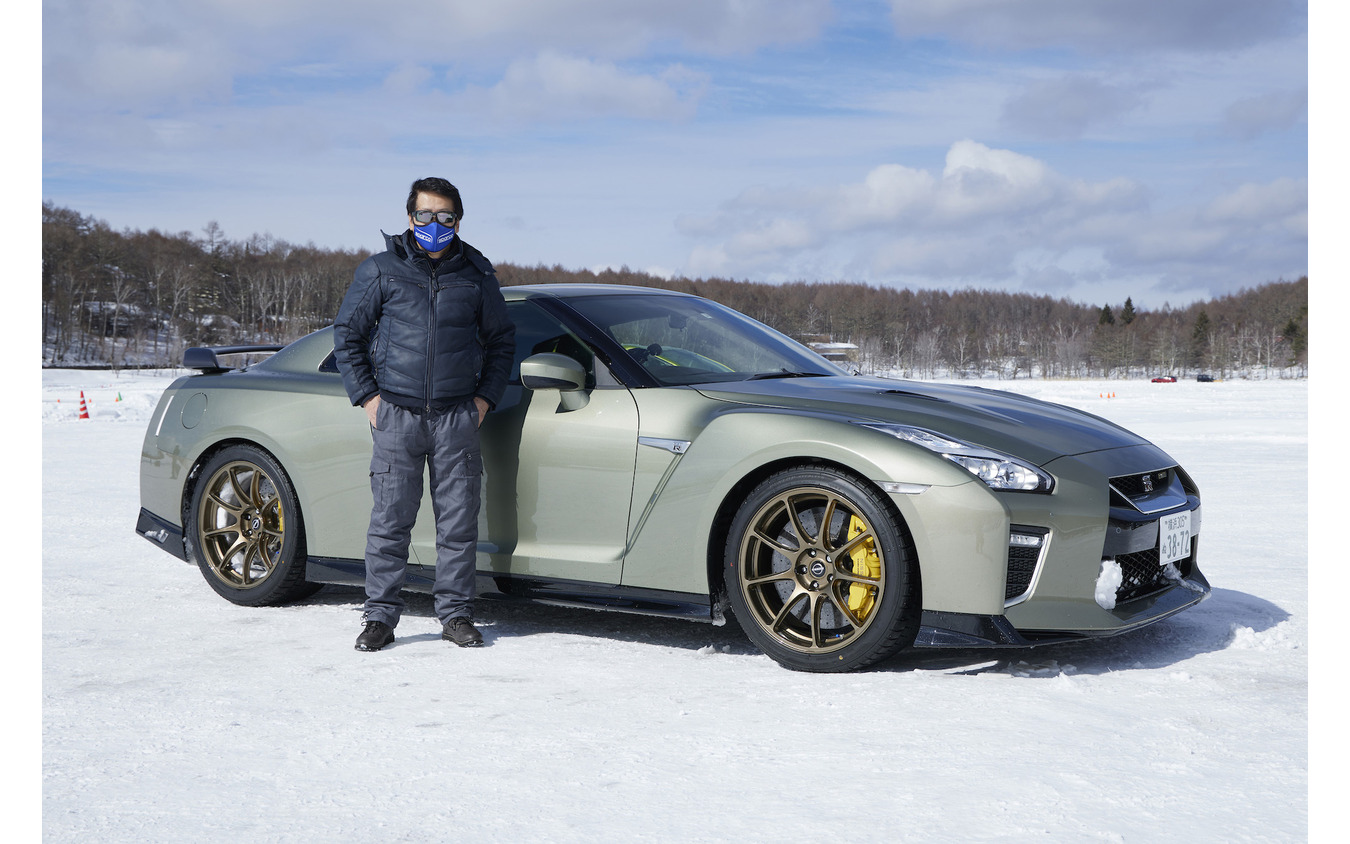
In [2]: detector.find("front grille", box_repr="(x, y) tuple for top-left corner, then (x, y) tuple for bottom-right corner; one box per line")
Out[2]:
(1111, 469), (1171, 499)
(1115, 541), (1197, 603)
(1109, 465), (1197, 516)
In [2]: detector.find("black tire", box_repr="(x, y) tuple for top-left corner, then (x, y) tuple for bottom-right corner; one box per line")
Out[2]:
(185, 444), (320, 606)
(724, 466), (919, 672)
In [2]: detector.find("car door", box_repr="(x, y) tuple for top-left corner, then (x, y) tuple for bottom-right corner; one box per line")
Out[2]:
(408, 297), (640, 584)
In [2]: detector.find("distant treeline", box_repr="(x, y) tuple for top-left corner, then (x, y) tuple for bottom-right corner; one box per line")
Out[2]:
(42, 202), (1308, 378)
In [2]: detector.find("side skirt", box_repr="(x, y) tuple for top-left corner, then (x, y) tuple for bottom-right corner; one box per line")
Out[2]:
(304, 556), (713, 621)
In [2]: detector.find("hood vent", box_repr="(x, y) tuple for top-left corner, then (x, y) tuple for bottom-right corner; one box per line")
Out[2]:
(877, 389), (951, 403)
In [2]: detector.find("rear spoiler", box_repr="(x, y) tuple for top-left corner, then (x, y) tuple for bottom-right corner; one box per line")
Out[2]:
(182, 344), (286, 373)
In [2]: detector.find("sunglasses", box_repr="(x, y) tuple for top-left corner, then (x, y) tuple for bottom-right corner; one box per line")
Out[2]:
(411, 209), (458, 226)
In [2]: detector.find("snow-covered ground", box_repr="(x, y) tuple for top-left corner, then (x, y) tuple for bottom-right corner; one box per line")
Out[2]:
(41, 370), (1310, 842)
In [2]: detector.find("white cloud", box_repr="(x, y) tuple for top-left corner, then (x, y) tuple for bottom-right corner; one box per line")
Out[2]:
(828, 165), (937, 229)
(725, 218), (819, 260)
(936, 140), (1061, 222)
(999, 76), (1146, 139)
(1203, 178), (1307, 224)
(382, 64), (435, 97)
(821, 141), (1142, 232)
(453, 53), (708, 123)
(43, 2), (235, 109)
(394, 0), (832, 57)
(888, 0), (1304, 54)
(1220, 88), (1308, 140)
(1113, 219), (1230, 264)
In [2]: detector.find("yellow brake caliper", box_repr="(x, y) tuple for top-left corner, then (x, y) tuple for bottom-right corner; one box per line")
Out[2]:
(845, 516), (881, 620)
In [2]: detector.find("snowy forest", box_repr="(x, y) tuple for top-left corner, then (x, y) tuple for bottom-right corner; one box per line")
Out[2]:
(41, 202), (1308, 379)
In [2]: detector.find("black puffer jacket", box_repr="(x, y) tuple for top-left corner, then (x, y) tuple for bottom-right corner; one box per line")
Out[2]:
(333, 230), (515, 411)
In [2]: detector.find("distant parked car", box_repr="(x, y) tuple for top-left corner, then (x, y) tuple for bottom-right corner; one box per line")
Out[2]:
(1152, 376), (1177, 383)
(1196, 374), (1214, 382)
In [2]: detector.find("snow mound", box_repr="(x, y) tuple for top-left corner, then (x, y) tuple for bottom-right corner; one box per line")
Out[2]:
(1228, 622), (1301, 651)
(1095, 558), (1123, 609)
(1007, 660), (1078, 678)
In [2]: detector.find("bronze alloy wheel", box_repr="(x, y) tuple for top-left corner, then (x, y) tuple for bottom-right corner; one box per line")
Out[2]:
(197, 459), (286, 588)
(186, 444), (318, 606)
(727, 467), (918, 672)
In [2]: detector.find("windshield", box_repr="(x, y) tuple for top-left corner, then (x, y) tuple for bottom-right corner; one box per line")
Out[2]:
(564, 293), (845, 386)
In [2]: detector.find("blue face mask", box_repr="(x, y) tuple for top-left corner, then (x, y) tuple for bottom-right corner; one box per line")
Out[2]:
(413, 221), (456, 252)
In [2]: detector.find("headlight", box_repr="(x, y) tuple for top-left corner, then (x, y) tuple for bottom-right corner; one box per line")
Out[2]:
(858, 423), (1055, 493)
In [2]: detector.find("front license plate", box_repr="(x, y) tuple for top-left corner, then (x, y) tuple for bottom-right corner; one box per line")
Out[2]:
(1159, 510), (1192, 566)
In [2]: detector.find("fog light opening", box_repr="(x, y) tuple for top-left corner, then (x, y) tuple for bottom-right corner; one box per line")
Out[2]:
(1009, 533), (1044, 549)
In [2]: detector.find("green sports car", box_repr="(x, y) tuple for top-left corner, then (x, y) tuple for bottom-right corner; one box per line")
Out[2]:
(136, 284), (1208, 672)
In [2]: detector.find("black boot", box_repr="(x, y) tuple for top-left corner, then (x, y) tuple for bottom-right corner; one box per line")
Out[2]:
(442, 617), (483, 647)
(355, 620), (394, 651)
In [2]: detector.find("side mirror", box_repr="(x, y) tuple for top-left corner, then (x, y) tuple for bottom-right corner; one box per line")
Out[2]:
(521, 353), (586, 391)
(520, 353), (589, 410)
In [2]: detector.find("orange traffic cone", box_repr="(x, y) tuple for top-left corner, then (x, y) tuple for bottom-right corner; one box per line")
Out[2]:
(78, 391), (90, 419)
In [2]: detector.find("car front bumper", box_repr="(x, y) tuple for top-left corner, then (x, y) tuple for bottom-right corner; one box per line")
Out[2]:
(915, 567), (1210, 648)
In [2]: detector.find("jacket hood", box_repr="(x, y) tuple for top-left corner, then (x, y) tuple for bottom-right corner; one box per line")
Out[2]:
(381, 228), (416, 259)
(694, 376), (1149, 466)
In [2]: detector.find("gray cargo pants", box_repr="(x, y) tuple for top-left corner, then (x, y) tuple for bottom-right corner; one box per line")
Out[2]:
(362, 399), (482, 628)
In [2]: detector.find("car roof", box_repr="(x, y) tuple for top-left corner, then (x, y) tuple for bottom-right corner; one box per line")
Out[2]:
(503, 283), (696, 302)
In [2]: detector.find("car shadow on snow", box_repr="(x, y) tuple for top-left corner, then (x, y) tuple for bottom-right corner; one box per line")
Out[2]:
(303, 584), (761, 655)
(299, 585), (1291, 674)
(876, 587), (1295, 677)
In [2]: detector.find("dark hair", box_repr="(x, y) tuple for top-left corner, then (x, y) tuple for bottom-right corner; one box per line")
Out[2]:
(406, 177), (463, 218)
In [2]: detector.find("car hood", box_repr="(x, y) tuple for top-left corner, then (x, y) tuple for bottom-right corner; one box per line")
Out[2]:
(694, 376), (1149, 466)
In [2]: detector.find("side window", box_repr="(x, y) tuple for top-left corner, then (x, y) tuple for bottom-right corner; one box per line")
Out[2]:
(505, 300), (597, 388)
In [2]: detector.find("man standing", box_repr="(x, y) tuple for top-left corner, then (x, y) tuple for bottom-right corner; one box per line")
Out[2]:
(333, 177), (515, 652)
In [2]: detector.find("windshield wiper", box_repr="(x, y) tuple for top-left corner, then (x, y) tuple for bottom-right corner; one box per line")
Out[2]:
(747, 369), (827, 381)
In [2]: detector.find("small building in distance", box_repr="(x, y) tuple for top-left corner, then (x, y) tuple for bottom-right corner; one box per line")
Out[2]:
(800, 334), (859, 363)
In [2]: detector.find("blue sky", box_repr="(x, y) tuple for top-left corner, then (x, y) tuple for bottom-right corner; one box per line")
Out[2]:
(40, 0), (1310, 309)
